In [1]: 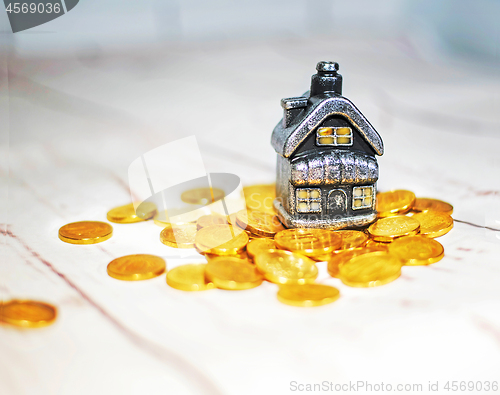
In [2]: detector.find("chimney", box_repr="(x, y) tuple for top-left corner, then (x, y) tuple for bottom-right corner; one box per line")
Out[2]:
(310, 61), (342, 97)
(281, 96), (308, 128)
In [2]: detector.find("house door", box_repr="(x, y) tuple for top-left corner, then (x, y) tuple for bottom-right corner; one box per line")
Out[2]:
(328, 189), (347, 215)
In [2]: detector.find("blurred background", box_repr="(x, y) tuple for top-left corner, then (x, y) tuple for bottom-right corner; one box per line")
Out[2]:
(1, 0), (499, 233)
(1, 0), (499, 62)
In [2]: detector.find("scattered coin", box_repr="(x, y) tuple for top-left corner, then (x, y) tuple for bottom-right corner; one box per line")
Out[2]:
(243, 184), (276, 213)
(153, 210), (170, 228)
(181, 188), (225, 205)
(411, 198), (453, 216)
(277, 284), (340, 307)
(107, 203), (145, 224)
(254, 250), (318, 285)
(166, 264), (215, 291)
(107, 254), (166, 281)
(205, 257), (263, 290)
(334, 230), (368, 250)
(388, 236), (444, 265)
(59, 221), (113, 245)
(309, 254), (334, 262)
(1, 300), (57, 328)
(160, 223), (198, 248)
(204, 251), (249, 261)
(327, 246), (388, 277)
(411, 212), (453, 238)
(135, 202), (158, 220)
(365, 239), (392, 249)
(226, 212), (238, 225)
(246, 231), (274, 240)
(195, 224), (249, 255)
(197, 214), (228, 230)
(236, 209), (285, 237)
(339, 251), (402, 287)
(368, 215), (420, 242)
(107, 202), (157, 223)
(274, 229), (342, 257)
(227, 212), (247, 231)
(376, 190), (416, 217)
(246, 238), (276, 260)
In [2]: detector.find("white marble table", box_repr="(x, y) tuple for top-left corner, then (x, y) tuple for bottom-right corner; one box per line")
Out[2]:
(2, 37), (500, 395)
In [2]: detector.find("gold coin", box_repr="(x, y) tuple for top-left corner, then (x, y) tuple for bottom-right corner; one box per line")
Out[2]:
(227, 212), (246, 231)
(246, 231), (273, 240)
(153, 210), (170, 228)
(310, 254), (334, 262)
(243, 184), (276, 213)
(135, 202), (158, 220)
(412, 198), (453, 216)
(160, 223), (198, 248)
(107, 202), (156, 223)
(195, 225), (248, 255)
(236, 209), (285, 237)
(254, 249), (318, 285)
(107, 254), (166, 281)
(335, 230), (368, 250)
(327, 246), (388, 277)
(368, 215), (420, 242)
(204, 251), (249, 261)
(155, 207), (208, 226)
(411, 212), (454, 238)
(274, 229), (342, 257)
(388, 236), (444, 265)
(365, 239), (392, 249)
(166, 264), (215, 291)
(277, 284), (340, 307)
(197, 214), (228, 230)
(1, 300), (57, 328)
(205, 257), (263, 290)
(226, 212), (237, 225)
(247, 238), (276, 259)
(181, 188), (225, 205)
(376, 190), (416, 217)
(339, 251), (402, 287)
(59, 221), (113, 244)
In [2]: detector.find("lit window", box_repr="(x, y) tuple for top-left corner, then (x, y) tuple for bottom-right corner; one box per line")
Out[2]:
(296, 188), (321, 213)
(316, 127), (353, 146)
(352, 186), (373, 210)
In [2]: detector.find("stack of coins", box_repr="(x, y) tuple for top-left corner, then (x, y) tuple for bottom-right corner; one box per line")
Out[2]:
(160, 188), (452, 302)
(46, 186), (454, 317)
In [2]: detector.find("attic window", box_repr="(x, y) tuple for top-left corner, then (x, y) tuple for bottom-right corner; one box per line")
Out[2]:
(352, 186), (373, 210)
(296, 188), (321, 213)
(316, 127), (353, 146)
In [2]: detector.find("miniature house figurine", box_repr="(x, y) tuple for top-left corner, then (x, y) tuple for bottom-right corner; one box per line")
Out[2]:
(271, 61), (384, 230)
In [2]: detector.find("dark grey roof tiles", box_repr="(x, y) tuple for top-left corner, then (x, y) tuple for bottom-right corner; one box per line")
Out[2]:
(271, 95), (384, 157)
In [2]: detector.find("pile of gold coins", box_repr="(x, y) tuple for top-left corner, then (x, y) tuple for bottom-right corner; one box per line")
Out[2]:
(0, 186), (454, 328)
(79, 187), (454, 307)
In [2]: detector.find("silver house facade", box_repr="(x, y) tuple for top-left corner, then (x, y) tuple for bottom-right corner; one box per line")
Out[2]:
(271, 61), (384, 230)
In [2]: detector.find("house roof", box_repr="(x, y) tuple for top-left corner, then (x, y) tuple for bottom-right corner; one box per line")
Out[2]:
(290, 150), (378, 186)
(271, 94), (384, 157)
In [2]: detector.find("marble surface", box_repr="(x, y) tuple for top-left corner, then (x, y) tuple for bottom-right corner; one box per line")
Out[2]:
(1, 37), (500, 395)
